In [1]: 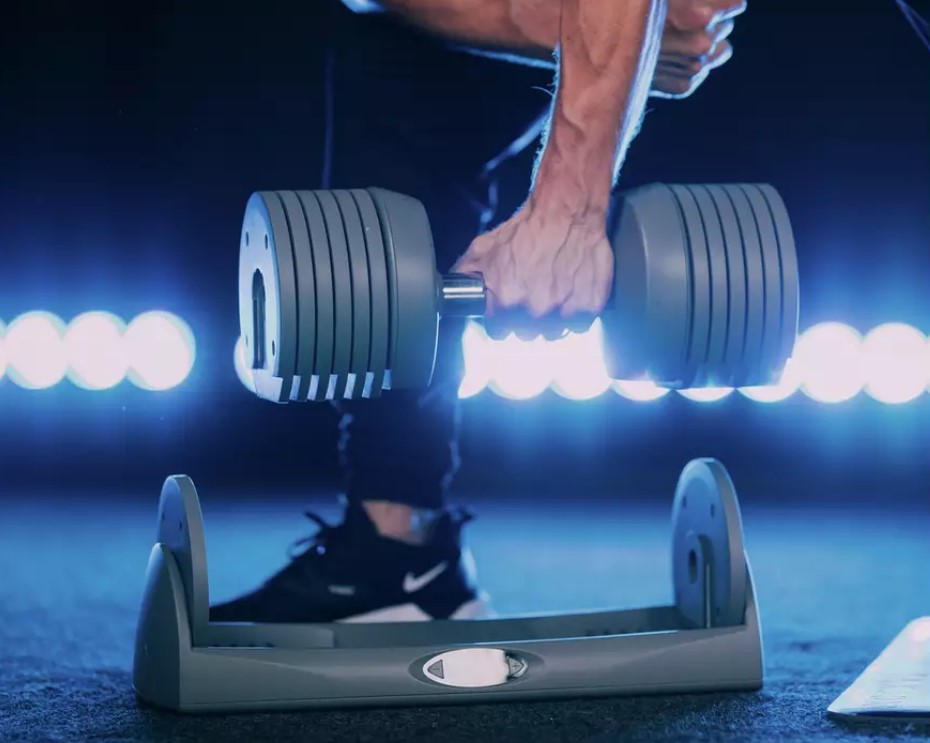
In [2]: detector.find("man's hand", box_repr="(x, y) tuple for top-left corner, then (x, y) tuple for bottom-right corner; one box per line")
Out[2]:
(652, 0), (746, 99)
(454, 192), (613, 339)
(455, 0), (664, 339)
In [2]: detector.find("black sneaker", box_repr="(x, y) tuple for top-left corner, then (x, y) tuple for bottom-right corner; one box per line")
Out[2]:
(210, 504), (493, 623)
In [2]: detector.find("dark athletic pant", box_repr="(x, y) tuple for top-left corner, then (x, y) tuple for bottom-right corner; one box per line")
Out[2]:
(333, 203), (476, 512)
(323, 11), (542, 512)
(330, 136), (492, 511)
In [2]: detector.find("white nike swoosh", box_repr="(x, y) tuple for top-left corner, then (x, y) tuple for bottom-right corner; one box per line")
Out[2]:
(403, 561), (449, 594)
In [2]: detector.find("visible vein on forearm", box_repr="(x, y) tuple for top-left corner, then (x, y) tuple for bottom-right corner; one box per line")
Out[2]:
(532, 0), (667, 213)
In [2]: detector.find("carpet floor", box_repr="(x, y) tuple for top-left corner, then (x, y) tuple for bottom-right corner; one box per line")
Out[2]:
(1, 490), (929, 742)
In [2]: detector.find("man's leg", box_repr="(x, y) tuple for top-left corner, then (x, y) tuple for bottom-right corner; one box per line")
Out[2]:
(335, 316), (466, 545)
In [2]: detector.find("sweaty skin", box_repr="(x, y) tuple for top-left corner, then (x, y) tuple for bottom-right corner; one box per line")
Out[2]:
(344, 0), (746, 337)
(453, 0), (666, 337)
(342, 0), (746, 98)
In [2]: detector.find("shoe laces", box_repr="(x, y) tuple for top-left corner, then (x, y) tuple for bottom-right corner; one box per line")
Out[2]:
(285, 511), (344, 561)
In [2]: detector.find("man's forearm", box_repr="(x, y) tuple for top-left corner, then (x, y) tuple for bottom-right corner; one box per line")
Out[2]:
(532, 0), (666, 215)
(349, 0), (666, 211)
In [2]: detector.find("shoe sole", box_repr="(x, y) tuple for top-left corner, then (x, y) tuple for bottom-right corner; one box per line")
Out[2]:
(339, 595), (494, 623)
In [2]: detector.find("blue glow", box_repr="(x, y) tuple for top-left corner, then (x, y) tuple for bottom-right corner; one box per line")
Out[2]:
(458, 322), (492, 399)
(65, 312), (128, 390)
(4, 312), (68, 389)
(234, 335), (254, 391)
(0, 319), (7, 383)
(923, 337), (930, 392)
(862, 323), (928, 404)
(125, 311), (195, 391)
(451, 318), (929, 404)
(678, 386), (734, 403)
(738, 358), (804, 403)
(796, 323), (865, 403)
(549, 320), (612, 400)
(488, 333), (554, 400)
(612, 378), (671, 402)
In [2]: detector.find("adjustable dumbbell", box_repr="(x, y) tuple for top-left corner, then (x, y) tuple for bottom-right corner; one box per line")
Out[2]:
(239, 184), (799, 403)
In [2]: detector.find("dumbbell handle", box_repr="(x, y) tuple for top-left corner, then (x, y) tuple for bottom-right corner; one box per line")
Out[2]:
(440, 273), (486, 318)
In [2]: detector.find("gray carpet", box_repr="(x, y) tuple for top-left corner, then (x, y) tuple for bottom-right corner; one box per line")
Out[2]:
(1, 491), (929, 742)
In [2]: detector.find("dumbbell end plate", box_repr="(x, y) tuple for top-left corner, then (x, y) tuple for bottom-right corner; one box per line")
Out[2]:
(239, 192), (295, 403)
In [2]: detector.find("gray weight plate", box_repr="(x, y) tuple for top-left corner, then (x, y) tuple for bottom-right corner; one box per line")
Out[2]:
(368, 190), (399, 391)
(333, 190), (372, 401)
(739, 185), (782, 385)
(722, 186), (766, 384)
(277, 191), (317, 402)
(669, 186), (712, 385)
(238, 192), (298, 403)
(672, 458), (747, 628)
(703, 185), (747, 387)
(367, 188), (440, 390)
(756, 185), (800, 374)
(604, 184), (692, 386)
(350, 189), (389, 398)
(313, 190), (354, 399)
(686, 185), (729, 377)
(296, 191), (334, 401)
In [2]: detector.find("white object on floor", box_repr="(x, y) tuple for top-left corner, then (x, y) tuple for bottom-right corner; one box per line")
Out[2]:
(829, 617), (930, 723)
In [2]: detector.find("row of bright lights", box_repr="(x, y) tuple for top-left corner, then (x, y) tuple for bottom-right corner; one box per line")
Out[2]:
(233, 321), (930, 405)
(0, 311), (195, 391)
(6, 311), (926, 404)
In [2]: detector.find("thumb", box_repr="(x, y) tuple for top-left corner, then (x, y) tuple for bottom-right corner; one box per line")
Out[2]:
(451, 252), (484, 279)
(452, 250), (480, 273)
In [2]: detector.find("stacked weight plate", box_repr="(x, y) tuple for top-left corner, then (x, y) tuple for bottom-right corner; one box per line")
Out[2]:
(239, 188), (441, 403)
(602, 183), (799, 389)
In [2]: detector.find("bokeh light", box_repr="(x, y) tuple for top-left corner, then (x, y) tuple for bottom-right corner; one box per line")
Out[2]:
(739, 357), (804, 403)
(65, 312), (128, 390)
(125, 311), (196, 391)
(3, 310), (927, 404)
(612, 378), (671, 402)
(454, 318), (928, 404)
(488, 333), (554, 400)
(0, 319), (7, 382)
(550, 320), (612, 400)
(677, 386), (735, 403)
(861, 323), (928, 404)
(926, 335), (930, 392)
(796, 323), (866, 403)
(458, 322), (492, 399)
(4, 311), (68, 389)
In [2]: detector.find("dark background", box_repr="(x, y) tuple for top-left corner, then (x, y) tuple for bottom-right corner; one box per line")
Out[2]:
(1, 0), (928, 504)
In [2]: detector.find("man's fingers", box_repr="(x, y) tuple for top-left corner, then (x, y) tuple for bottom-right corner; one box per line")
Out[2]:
(660, 29), (717, 59)
(715, 0), (748, 23)
(713, 19), (736, 44)
(706, 40), (733, 70)
(665, 1), (744, 33)
(652, 68), (711, 98)
(660, 19), (734, 61)
(652, 36), (732, 97)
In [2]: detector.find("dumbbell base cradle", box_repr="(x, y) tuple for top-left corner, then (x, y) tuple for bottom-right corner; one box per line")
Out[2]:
(133, 459), (763, 712)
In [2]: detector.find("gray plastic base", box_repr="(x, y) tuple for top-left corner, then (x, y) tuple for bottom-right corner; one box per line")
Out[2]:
(133, 459), (763, 712)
